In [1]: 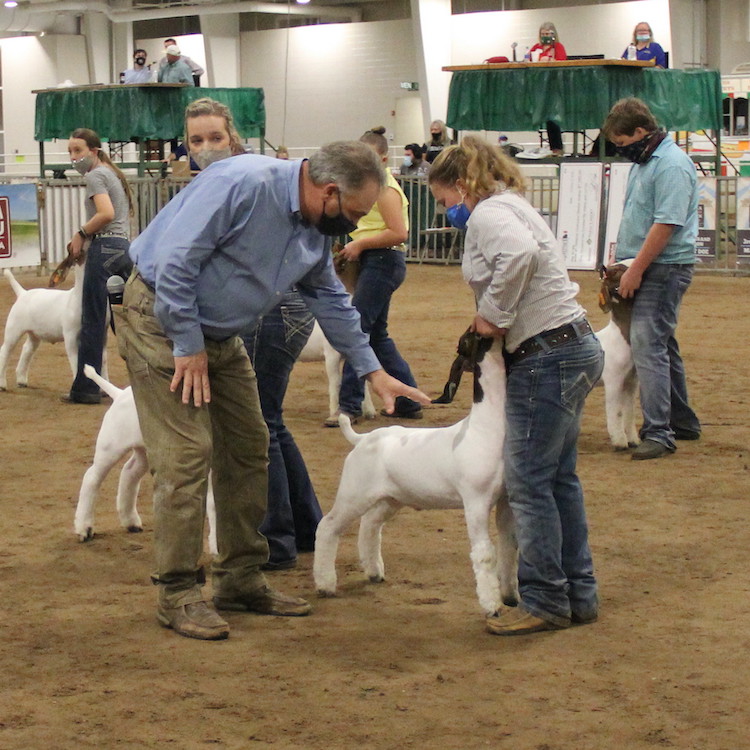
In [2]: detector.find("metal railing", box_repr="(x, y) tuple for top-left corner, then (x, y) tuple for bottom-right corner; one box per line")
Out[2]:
(4, 173), (747, 275)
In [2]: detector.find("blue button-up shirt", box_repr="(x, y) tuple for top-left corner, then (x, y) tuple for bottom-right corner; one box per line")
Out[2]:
(130, 154), (380, 376)
(615, 137), (698, 265)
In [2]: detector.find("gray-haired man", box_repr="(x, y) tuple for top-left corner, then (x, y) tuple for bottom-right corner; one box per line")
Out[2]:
(118, 142), (430, 640)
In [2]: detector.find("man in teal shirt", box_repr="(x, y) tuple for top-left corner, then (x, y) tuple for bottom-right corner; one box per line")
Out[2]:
(603, 97), (701, 460)
(157, 44), (194, 85)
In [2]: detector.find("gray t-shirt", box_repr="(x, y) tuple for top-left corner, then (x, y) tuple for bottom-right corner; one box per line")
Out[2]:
(85, 165), (130, 237)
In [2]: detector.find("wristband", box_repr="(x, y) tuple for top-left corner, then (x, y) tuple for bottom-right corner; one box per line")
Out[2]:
(78, 227), (90, 240)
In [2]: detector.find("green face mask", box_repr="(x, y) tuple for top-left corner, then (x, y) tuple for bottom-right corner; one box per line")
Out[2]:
(541, 35), (554, 44)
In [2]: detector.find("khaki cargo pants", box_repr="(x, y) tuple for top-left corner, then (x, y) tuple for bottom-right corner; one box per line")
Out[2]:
(116, 270), (270, 608)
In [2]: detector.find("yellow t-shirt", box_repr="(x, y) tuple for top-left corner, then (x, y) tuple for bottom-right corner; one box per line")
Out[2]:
(350, 168), (409, 247)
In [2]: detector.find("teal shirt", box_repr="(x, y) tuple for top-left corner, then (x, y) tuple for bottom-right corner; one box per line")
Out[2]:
(615, 137), (698, 265)
(158, 59), (194, 85)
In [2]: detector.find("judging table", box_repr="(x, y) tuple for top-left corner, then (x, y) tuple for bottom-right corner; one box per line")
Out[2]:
(443, 60), (723, 162)
(33, 83), (266, 175)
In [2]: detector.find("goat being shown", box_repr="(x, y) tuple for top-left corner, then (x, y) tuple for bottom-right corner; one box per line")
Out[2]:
(595, 260), (638, 450)
(313, 333), (519, 616)
(74, 365), (218, 554)
(431, 262), (638, 451)
(0, 265), (94, 390)
(297, 320), (376, 424)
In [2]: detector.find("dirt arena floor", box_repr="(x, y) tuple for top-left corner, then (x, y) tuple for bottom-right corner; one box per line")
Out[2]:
(0, 263), (748, 749)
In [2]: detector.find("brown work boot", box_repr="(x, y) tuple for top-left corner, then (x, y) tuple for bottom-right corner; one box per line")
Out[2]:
(157, 600), (230, 640)
(213, 585), (311, 616)
(485, 606), (567, 636)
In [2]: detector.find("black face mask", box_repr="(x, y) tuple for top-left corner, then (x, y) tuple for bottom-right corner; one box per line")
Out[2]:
(431, 133), (441, 143)
(616, 130), (667, 164)
(316, 192), (358, 236)
(135, 56), (146, 66)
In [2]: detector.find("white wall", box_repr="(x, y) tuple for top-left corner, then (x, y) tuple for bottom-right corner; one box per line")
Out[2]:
(0, 35), (89, 174)
(240, 20), (422, 149)
(450, 0), (671, 64)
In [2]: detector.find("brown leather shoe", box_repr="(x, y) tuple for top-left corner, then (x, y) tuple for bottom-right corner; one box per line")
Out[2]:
(213, 585), (311, 616)
(485, 606), (567, 636)
(157, 600), (230, 640)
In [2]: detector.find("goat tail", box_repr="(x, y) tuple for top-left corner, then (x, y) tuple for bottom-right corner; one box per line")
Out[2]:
(3, 269), (25, 299)
(82, 364), (124, 399)
(338, 414), (365, 446)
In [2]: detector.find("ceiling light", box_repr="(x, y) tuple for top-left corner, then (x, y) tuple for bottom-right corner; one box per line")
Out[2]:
(4, 1), (19, 7)
(296, 0), (311, 4)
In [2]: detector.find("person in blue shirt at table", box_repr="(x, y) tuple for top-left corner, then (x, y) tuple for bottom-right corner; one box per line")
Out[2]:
(116, 141), (430, 641)
(122, 49), (153, 84)
(603, 97), (700, 461)
(621, 22), (668, 68)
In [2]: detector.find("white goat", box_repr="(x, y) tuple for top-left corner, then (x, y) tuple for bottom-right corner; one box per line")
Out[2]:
(0, 266), (87, 390)
(594, 261), (639, 450)
(74, 365), (218, 554)
(314, 334), (518, 615)
(298, 320), (375, 423)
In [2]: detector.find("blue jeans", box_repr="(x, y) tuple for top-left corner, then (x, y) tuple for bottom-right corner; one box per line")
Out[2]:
(630, 263), (700, 449)
(71, 235), (132, 398)
(504, 329), (604, 626)
(339, 249), (419, 415)
(242, 290), (322, 564)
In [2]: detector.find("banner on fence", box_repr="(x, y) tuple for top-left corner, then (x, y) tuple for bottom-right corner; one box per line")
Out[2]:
(695, 177), (717, 262)
(736, 178), (750, 263)
(0, 184), (40, 268)
(602, 163), (632, 265)
(556, 163), (604, 270)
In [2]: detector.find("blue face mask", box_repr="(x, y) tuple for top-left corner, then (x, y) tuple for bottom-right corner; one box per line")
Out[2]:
(402, 156), (413, 168)
(446, 202), (471, 230)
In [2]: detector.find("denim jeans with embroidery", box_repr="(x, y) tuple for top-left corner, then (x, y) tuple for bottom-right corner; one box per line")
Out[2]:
(70, 235), (132, 398)
(339, 249), (419, 416)
(504, 330), (604, 626)
(242, 290), (322, 564)
(630, 262), (700, 448)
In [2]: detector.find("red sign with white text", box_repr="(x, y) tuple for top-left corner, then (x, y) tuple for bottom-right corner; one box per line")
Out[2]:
(0, 197), (11, 259)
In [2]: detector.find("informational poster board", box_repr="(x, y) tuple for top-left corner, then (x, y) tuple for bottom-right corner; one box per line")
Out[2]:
(556, 163), (604, 270)
(695, 177), (717, 262)
(736, 177), (750, 263)
(602, 162), (633, 265)
(0, 184), (40, 268)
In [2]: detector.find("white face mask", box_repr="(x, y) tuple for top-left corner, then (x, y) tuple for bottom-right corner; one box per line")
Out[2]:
(636, 33), (650, 42)
(193, 147), (233, 171)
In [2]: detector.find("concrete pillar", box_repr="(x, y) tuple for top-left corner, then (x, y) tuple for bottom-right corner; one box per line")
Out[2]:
(410, 0), (453, 136)
(200, 13), (240, 88)
(82, 12), (113, 84)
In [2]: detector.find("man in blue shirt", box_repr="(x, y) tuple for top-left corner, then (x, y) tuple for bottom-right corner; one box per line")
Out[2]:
(603, 98), (701, 461)
(118, 141), (429, 640)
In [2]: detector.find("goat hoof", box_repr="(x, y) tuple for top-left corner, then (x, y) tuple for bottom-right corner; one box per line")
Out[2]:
(126, 525), (143, 534)
(316, 589), (337, 598)
(612, 445), (630, 452)
(78, 528), (94, 543)
(368, 575), (385, 583)
(502, 595), (519, 607)
(17, 383), (28, 389)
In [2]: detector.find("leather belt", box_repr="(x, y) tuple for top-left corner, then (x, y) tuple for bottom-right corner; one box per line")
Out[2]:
(505, 318), (593, 365)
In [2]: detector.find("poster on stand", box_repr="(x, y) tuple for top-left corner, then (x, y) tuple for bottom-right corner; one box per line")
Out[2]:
(0, 184), (40, 268)
(556, 163), (604, 270)
(695, 177), (717, 262)
(736, 178), (750, 263)
(602, 162), (633, 265)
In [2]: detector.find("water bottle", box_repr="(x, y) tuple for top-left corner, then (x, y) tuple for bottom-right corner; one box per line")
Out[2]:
(627, 43), (637, 61)
(524, 47), (531, 61)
